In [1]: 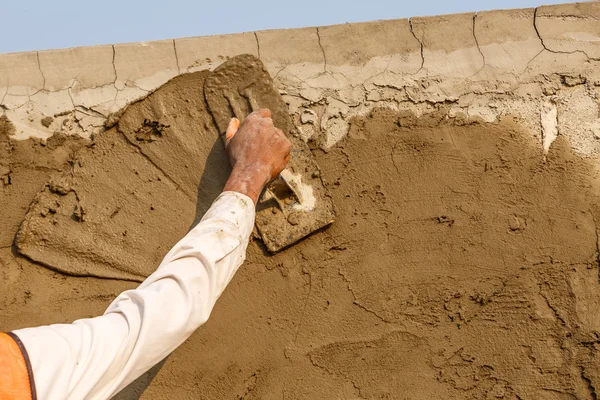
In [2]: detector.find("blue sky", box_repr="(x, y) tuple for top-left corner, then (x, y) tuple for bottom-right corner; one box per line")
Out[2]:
(2, 0), (566, 54)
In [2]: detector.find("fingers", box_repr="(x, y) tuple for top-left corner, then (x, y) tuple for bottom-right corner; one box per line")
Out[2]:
(225, 117), (240, 147)
(250, 108), (272, 119)
(276, 128), (292, 167)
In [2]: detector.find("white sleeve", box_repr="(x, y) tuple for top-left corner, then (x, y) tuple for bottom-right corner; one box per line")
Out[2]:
(12, 191), (256, 400)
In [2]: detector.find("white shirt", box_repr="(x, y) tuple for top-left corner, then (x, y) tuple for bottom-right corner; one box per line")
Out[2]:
(13, 191), (255, 400)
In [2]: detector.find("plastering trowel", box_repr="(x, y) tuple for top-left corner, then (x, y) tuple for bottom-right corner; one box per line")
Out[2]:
(204, 54), (335, 252)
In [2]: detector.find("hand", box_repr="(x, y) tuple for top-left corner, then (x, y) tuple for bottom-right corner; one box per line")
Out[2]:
(223, 109), (292, 204)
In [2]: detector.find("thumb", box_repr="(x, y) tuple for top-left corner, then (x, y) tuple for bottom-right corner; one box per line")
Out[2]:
(225, 118), (240, 148)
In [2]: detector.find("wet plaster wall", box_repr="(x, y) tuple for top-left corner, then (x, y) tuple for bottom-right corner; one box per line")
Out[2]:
(3, 2), (600, 399)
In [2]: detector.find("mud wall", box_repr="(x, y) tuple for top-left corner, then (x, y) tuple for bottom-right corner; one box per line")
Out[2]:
(2, 2), (600, 399)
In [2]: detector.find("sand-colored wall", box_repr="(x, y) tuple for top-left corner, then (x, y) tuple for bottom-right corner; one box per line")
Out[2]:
(3, 3), (600, 399)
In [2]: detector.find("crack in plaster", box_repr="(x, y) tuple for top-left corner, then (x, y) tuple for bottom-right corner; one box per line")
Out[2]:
(254, 32), (261, 59)
(533, 7), (600, 62)
(522, 48), (546, 76)
(1, 76), (113, 134)
(316, 27), (327, 73)
(272, 62), (291, 81)
(36, 51), (46, 91)
(533, 8), (549, 51)
(111, 45), (118, 83)
(364, 56), (398, 89)
(20, 53), (50, 104)
(472, 13), (487, 75)
(409, 19), (425, 73)
(105, 45), (151, 110)
(110, 44), (122, 108)
(66, 81), (77, 111)
(111, 45), (121, 95)
(172, 40), (181, 74)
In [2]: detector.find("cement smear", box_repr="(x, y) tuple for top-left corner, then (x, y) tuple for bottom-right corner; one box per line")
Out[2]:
(15, 71), (229, 281)
(2, 81), (600, 398)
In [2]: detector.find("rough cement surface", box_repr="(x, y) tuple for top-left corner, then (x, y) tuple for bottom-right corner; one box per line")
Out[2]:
(0, 116), (88, 249)
(2, 2), (600, 399)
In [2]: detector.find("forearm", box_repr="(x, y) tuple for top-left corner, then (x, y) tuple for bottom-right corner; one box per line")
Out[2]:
(223, 165), (269, 205)
(13, 191), (255, 400)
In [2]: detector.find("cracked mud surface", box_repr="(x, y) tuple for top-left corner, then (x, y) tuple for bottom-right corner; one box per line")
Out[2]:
(3, 101), (600, 398)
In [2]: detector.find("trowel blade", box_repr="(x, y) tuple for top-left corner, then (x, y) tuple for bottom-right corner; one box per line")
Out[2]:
(204, 54), (335, 252)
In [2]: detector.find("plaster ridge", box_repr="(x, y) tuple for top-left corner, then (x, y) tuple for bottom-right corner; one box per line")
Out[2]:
(20, 250), (142, 282)
(307, 350), (366, 398)
(580, 366), (598, 400)
(390, 143), (401, 175)
(408, 18), (424, 73)
(549, 14), (600, 21)
(537, 281), (567, 327)
(72, 114), (87, 133)
(293, 269), (313, 343)
(74, 104), (108, 119)
(316, 27), (327, 73)
(591, 210), (600, 283)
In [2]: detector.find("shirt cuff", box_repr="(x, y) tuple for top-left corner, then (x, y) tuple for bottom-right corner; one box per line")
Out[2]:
(200, 191), (256, 240)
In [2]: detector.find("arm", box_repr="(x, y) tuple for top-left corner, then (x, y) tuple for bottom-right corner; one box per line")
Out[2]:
(11, 109), (291, 400)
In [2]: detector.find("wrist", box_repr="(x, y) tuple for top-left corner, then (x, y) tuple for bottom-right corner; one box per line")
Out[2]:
(223, 165), (270, 205)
